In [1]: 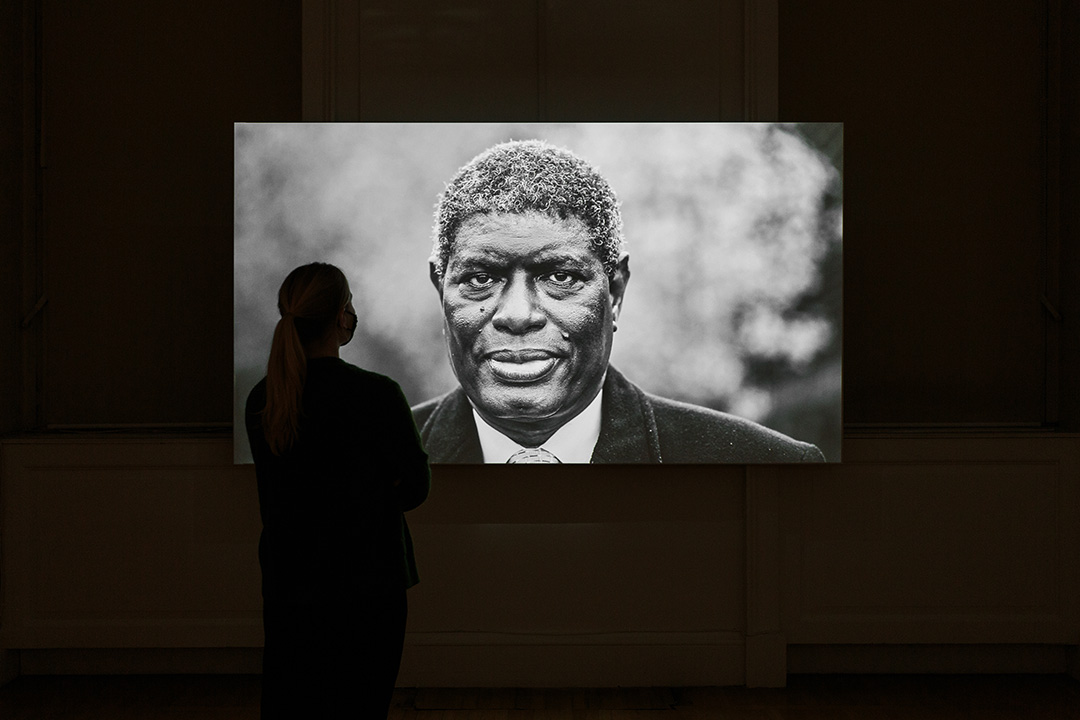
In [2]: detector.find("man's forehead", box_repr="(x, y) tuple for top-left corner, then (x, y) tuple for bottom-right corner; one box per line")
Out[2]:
(449, 211), (595, 262)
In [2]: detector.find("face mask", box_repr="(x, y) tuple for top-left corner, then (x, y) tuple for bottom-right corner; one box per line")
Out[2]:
(341, 309), (358, 346)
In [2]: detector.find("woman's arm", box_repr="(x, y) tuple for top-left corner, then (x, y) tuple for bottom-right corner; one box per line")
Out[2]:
(382, 380), (431, 511)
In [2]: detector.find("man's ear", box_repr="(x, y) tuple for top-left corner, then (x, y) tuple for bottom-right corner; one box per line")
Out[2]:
(429, 260), (444, 299)
(609, 252), (630, 322)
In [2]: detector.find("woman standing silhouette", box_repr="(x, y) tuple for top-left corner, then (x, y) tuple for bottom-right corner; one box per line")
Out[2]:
(245, 262), (430, 718)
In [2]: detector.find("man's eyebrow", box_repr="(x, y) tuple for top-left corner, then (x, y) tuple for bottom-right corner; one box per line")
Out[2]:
(531, 252), (592, 268)
(447, 254), (593, 275)
(450, 244), (593, 266)
(446, 249), (504, 268)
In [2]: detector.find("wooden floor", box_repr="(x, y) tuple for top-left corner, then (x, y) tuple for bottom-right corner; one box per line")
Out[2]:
(0, 674), (1077, 719)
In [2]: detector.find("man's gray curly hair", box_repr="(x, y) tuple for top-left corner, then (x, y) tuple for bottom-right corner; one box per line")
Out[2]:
(430, 139), (624, 280)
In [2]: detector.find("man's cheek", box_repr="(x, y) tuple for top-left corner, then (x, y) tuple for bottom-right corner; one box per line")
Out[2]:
(562, 300), (605, 334)
(445, 306), (485, 345)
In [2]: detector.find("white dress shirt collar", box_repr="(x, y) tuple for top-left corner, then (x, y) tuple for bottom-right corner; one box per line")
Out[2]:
(471, 385), (605, 464)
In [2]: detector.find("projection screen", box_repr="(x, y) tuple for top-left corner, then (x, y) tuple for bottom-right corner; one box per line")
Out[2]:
(234, 123), (842, 464)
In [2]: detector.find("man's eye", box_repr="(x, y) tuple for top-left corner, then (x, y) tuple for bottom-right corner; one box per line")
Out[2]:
(465, 274), (496, 290)
(545, 271), (577, 286)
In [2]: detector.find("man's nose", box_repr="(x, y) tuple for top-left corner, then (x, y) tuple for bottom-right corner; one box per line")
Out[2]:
(491, 274), (545, 334)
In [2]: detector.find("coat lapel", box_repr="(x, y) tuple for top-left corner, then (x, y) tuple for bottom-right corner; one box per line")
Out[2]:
(417, 387), (485, 463)
(590, 366), (663, 463)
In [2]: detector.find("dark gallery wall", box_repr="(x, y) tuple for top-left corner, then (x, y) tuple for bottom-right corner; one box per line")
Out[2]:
(2, 1), (31, 435)
(783, 1), (1067, 428)
(6, 1), (302, 431)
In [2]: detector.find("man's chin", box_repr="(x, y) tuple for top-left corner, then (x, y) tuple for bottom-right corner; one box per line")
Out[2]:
(463, 376), (568, 419)
(473, 394), (564, 423)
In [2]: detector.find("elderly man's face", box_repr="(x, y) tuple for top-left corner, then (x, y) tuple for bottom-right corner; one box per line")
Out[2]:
(432, 211), (629, 447)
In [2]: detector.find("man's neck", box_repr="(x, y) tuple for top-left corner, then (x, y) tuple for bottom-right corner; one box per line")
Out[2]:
(471, 386), (605, 463)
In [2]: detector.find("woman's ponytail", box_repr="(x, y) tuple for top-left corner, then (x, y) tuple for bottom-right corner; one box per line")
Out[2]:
(261, 263), (350, 455)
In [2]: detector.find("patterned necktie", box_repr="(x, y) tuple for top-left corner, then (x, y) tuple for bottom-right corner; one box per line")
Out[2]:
(506, 447), (562, 464)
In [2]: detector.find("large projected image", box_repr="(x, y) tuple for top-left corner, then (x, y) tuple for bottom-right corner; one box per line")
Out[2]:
(235, 123), (842, 464)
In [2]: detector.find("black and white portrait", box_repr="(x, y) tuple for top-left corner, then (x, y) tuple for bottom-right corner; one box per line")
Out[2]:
(234, 123), (842, 464)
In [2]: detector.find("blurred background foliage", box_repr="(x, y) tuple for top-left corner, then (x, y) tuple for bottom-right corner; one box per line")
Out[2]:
(234, 123), (842, 462)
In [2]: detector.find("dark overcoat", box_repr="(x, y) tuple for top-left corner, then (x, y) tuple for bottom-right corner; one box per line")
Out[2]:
(411, 365), (825, 463)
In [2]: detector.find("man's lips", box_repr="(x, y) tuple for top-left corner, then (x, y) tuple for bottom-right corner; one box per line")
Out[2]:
(487, 349), (559, 362)
(485, 349), (562, 383)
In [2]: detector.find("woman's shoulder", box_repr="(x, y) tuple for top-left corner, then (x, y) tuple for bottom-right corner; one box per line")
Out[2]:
(244, 377), (268, 413)
(318, 358), (403, 396)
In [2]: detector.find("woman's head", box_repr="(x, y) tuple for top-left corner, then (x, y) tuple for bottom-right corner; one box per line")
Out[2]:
(263, 262), (356, 455)
(276, 262), (355, 349)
